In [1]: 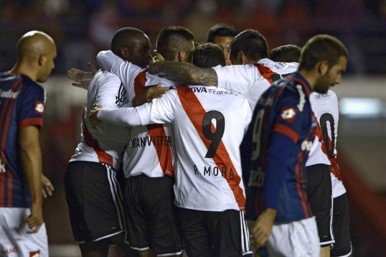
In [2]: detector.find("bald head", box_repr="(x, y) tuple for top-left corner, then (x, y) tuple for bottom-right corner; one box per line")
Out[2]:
(13, 30), (57, 82)
(110, 27), (151, 68)
(17, 31), (56, 61)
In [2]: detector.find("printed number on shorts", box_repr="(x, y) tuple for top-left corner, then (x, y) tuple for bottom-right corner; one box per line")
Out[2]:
(320, 113), (336, 158)
(202, 110), (225, 158)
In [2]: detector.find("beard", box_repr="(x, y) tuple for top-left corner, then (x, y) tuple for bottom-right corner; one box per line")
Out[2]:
(313, 74), (330, 94)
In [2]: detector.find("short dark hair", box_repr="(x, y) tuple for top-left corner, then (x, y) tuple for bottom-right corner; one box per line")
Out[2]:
(299, 34), (349, 71)
(270, 44), (301, 62)
(156, 25), (194, 61)
(207, 23), (237, 43)
(230, 29), (269, 62)
(110, 27), (145, 56)
(192, 43), (226, 68)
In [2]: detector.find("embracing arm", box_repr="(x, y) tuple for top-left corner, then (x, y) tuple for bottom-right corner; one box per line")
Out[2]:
(132, 86), (169, 107)
(149, 61), (218, 86)
(20, 126), (44, 233)
(89, 106), (144, 127)
(90, 90), (177, 127)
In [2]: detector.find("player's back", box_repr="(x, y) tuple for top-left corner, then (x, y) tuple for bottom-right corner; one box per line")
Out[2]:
(246, 74), (316, 222)
(213, 58), (298, 109)
(98, 51), (175, 178)
(70, 70), (130, 170)
(307, 90), (339, 166)
(0, 72), (45, 207)
(170, 85), (252, 212)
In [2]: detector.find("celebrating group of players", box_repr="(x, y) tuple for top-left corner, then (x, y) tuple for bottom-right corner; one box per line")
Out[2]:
(0, 23), (352, 257)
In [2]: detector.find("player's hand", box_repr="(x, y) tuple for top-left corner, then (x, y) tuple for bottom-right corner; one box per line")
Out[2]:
(89, 104), (102, 128)
(67, 62), (97, 89)
(152, 50), (165, 62)
(252, 208), (276, 248)
(132, 84), (168, 106)
(148, 51), (164, 74)
(145, 84), (168, 101)
(26, 203), (43, 234)
(42, 174), (54, 198)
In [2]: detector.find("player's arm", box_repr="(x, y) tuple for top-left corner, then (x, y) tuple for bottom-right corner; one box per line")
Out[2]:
(90, 90), (176, 127)
(20, 126), (44, 233)
(90, 106), (143, 127)
(132, 85), (169, 107)
(67, 62), (97, 90)
(149, 60), (218, 86)
(97, 50), (120, 71)
(252, 132), (295, 247)
(97, 50), (143, 92)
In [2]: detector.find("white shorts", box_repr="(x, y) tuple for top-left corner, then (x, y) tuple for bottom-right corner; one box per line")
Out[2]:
(266, 217), (320, 257)
(0, 208), (48, 257)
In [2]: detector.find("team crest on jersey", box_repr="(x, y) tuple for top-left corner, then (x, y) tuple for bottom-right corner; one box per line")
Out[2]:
(34, 100), (44, 114)
(281, 107), (296, 120)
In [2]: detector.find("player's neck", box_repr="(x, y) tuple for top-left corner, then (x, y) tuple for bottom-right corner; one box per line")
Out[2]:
(298, 69), (317, 90)
(10, 62), (38, 82)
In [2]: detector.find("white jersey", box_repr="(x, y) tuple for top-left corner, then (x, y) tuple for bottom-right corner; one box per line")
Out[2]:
(97, 86), (253, 211)
(69, 70), (131, 170)
(97, 50), (175, 178)
(307, 90), (339, 166)
(213, 58), (298, 109)
(306, 90), (346, 197)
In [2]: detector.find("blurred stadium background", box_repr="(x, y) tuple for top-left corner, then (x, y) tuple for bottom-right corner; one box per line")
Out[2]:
(1, 0), (385, 256)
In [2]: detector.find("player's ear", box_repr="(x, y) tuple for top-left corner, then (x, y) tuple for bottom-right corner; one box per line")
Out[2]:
(178, 51), (185, 62)
(318, 61), (328, 75)
(238, 51), (246, 64)
(38, 54), (46, 66)
(119, 47), (129, 58)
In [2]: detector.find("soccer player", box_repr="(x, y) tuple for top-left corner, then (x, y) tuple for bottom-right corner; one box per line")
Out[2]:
(95, 25), (195, 257)
(90, 42), (253, 257)
(246, 34), (348, 257)
(0, 30), (57, 257)
(64, 27), (151, 257)
(148, 29), (298, 203)
(206, 23), (238, 65)
(306, 89), (352, 257)
(148, 29), (298, 111)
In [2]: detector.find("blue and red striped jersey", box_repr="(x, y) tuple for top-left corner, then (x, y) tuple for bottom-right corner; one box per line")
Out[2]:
(244, 72), (316, 222)
(0, 72), (45, 207)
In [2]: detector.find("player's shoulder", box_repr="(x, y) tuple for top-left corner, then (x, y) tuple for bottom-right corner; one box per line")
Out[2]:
(212, 63), (258, 75)
(311, 89), (338, 102)
(92, 70), (120, 87)
(20, 75), (44, 93)
(257, 58), (298, 75)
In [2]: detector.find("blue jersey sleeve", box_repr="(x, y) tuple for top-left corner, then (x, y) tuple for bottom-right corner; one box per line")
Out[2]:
(18, 78), (45, 129)
(272, 90), (304, 143)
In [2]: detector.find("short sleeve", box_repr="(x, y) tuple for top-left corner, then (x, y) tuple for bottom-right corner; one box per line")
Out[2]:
(272, 91), (304, 143)
(212, 64), (259, 93)
(18, 80), (45, 129)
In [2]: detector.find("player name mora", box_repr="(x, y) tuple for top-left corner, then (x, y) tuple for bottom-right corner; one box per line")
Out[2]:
(194, 164), (236, 178)
(130, 136), (172, 147)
